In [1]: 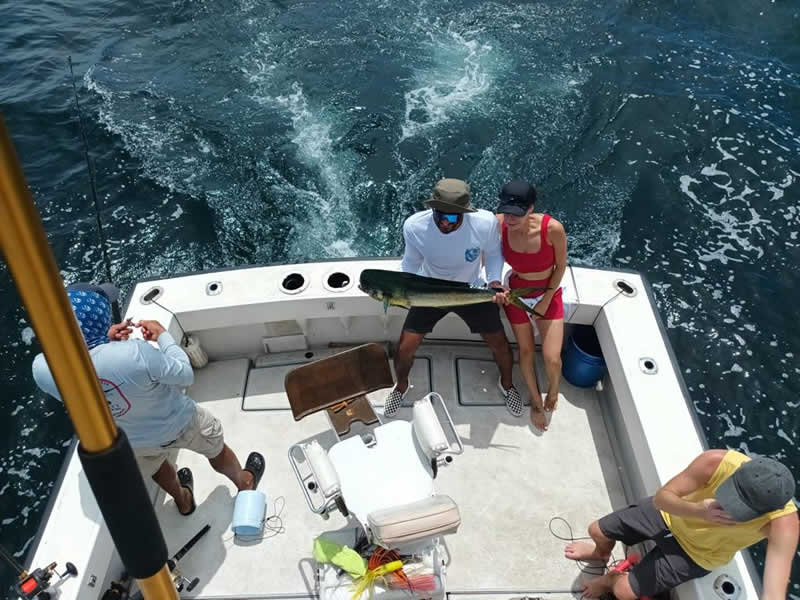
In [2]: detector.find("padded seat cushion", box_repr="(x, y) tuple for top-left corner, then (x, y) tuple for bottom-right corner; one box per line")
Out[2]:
(367, 495), (460, 547)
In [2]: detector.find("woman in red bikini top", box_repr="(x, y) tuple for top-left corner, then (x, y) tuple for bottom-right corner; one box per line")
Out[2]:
(495, 181), (568, 432)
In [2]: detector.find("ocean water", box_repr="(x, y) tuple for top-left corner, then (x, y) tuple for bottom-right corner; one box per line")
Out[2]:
(1, 0), (798, 595)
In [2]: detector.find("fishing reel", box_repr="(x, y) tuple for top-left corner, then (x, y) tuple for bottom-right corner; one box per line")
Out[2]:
(170, 564), (200, 594)
(126, 523), (210, 600)
(126, 566), (199, 600)
(13, 561), (78, 600)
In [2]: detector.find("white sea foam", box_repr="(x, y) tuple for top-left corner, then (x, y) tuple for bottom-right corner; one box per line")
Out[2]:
(20, 327), (34, 346)
(400, 26), (493, 141)
(242, 31), (278, 106)
(275, 83), (357, 257)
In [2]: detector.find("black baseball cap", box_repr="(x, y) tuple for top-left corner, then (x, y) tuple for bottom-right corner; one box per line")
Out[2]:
(66, 282), (120, 303)
(715, 457), (795, 522)
(497, 181), (537, 216)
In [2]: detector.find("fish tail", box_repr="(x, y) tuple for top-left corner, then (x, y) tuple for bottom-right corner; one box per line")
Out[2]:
(507, 287), (551, 316)
(509, 296), (536, 315)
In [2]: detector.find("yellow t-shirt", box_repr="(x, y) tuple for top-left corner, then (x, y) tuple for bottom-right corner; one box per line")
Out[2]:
(661, 450), (797, 570)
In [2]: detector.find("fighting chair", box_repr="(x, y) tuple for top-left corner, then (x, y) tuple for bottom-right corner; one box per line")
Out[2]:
(286, 344), (463, 549)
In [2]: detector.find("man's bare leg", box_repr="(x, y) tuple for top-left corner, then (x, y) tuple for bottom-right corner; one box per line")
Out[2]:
(564, 520), (615, 561)
(581, 570), (635, 599)
(209, 444), (254, 491)
(394, 330), (425, 393)
(564, 520), (631, 599)
(481, 330), (514, 390)
(152, 459), (193, 514)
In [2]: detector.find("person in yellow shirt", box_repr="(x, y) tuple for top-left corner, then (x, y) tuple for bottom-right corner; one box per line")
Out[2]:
(564, 449), (798, 600)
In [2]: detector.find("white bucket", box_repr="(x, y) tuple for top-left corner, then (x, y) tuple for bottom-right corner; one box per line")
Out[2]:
(184, 334), (209, 368)
(231, 490), (266, 536)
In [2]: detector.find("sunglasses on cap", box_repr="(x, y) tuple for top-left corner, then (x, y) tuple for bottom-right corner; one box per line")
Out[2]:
(498, 192), (530, 206)
(433, 210), (460, 224)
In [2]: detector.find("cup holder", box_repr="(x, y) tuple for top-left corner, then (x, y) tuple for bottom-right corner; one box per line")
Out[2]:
(323, 271), (353, 292)
(280, 272), (308, 295)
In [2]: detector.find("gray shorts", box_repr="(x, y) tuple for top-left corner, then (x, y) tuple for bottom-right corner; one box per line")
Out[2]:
(134, 405), (225, 477)
(598, 497), (710, 597)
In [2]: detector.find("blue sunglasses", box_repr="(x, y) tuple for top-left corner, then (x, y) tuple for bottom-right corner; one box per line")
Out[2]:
(433, 210), (460, 224)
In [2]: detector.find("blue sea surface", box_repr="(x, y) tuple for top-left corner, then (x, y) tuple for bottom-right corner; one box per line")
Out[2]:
(1, 0), (798, 595)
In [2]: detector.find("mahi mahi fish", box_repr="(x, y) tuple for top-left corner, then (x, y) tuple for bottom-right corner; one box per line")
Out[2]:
(358, 269), (548, 315)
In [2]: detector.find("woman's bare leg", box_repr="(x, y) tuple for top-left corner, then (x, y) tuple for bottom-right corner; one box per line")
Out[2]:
(510, 322), (547, 430)
(536, 318), (564, 411)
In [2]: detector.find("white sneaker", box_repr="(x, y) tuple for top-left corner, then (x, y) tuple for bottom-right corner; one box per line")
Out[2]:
(384, 385), (408, 417)
(498, 377), (523, 417)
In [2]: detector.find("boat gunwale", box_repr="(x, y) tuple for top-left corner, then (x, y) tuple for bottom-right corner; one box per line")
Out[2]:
(25, 258), (738, 596)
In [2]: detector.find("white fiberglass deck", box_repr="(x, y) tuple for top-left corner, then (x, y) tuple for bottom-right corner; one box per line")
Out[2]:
(147, 342), (626, 599)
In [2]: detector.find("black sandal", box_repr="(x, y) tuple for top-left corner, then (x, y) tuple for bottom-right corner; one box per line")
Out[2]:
(243, 452), (266, 490)
(177, 467), (196, 516)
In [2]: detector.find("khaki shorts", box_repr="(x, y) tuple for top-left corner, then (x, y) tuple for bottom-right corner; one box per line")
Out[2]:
(134, 405), (225, 477)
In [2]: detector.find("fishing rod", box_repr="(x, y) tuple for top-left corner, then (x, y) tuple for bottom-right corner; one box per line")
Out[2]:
(2, 541), (78, 600)
(1, 116), (179, 599)
(142, 288), (189, 347)
(126, 524), (211, 599)
(67, 56), (121, 321)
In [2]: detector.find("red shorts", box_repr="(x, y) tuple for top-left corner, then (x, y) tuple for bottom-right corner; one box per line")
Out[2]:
(503, 273), (564, 325)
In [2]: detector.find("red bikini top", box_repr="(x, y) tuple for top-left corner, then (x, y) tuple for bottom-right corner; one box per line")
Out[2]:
(502, 214), (555, 273)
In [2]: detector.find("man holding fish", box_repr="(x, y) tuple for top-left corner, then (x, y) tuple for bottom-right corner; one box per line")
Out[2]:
(381, 178), (524, 418)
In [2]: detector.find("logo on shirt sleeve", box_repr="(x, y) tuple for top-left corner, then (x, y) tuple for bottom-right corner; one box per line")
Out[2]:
(464, 247), (480, 262)
(99, 378), (131, 418)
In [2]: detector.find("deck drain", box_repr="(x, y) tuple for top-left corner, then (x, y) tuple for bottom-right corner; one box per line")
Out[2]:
(140, 286), (163, 305)
(206, 281), (223, 296)
(613, 279), (637, 297)
(639, 357), (658, 374)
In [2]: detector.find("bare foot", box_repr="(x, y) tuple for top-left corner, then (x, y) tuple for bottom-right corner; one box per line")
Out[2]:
(564, 541), (609, 562)
(582, 576), (612, 598)
(530, 407), (548, 431)
(545, 392), (559, 412)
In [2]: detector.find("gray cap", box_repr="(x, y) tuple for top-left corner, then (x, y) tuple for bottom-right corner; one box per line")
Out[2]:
(66, 282), (120, 304)
(715, 457), (795, 522)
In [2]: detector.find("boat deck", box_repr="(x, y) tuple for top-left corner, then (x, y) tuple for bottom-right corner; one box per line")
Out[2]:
(148, 342), (627, 599)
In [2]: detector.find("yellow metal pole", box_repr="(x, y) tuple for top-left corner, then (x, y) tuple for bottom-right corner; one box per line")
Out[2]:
(0, 116), (115, 451)
(0, 115), (179, 600)
(137, 571), (184, 599)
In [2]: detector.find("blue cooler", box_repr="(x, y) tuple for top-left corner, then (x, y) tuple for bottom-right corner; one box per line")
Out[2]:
(562, 325), (606, 388)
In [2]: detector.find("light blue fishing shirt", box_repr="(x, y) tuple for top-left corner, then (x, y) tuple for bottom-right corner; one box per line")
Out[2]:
(32, 332), (196, 448)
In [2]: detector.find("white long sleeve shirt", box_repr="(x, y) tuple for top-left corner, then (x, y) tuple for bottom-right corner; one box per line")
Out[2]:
(400, 209), (503, 285)
(32, 332), (196, 448)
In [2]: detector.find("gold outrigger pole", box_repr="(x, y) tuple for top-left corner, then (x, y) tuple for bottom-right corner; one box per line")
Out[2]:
(0, 115), (179, 600)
